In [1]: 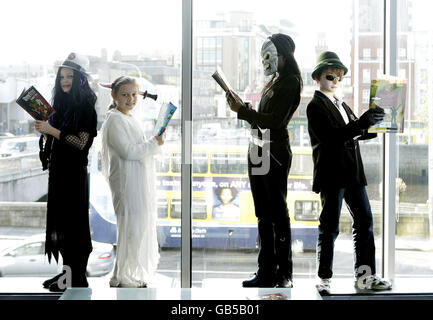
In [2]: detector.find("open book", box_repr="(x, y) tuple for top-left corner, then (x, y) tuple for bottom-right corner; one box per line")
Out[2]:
(16, 86), (55, 121)
(368, 76), (407, 133)
(212, 66), (234, 93)
(153, 102), (177, 136)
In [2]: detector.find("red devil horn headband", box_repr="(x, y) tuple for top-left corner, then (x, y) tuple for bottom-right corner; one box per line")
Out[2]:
(98, 82), (158, 101)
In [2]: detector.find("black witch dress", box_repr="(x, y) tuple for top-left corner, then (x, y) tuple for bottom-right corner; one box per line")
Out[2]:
(40, 95), (97, 269)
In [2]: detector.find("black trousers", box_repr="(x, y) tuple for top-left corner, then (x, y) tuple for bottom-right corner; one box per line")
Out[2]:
(317, 185), (376, 279)
(248, 142), (293, 279)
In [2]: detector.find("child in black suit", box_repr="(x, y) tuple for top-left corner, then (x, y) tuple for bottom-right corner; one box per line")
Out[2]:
(306, 51), (391, 295)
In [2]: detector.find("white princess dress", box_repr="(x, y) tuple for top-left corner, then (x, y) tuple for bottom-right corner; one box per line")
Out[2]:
(100, 108), (161, 287)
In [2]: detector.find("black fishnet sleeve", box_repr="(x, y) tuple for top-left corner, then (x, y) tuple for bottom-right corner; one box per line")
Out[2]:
(64, 132), (90, 150)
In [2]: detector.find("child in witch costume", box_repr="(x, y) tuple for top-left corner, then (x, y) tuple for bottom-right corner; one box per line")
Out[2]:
(35, 52), (97, 292)
(306, 51), (392, 295)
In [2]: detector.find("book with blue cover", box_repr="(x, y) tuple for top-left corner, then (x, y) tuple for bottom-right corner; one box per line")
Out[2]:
(153, 102), (177, 136)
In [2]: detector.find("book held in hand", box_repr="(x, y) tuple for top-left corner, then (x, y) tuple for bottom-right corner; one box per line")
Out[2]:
(368, 76), (407, 133)
(16, 86), (55, 121)
(153, 102), (177, 136)
(212, 66), (234, 93)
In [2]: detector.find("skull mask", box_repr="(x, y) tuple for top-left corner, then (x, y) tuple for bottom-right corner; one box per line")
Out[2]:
(261, 39), (278, 76)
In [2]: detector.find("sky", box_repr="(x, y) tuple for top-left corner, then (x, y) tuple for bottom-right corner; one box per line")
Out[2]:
(0, 0), (432, 67)
(0, 0), (350, 67)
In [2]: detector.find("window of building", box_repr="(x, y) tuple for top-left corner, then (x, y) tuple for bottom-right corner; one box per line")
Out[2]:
(363, 68), (371, 83)
(363, 48), (371, 59)
(362, 89), (370, 104)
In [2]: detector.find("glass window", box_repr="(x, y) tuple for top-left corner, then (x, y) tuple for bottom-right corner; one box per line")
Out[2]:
(363, 68), (371, 83)
(377, 47), (383, 59)
(172, 152), (208, 174)
(295, 200), (320, 221)
(157, 198), (168, 219)
(395, 0), (433, 278)
(170, 198), (207, 220)
(11, 242), (44, 256)
(191, 0), (382, 287)
(193, 153), (208, 173)
(362, 89), (370, 104)
(363, 48), (371, 59)
(290, 154), (314, 176)
(0, 0), (182, 287)
(171, 153), (181, 173)
(156, 153), (170, 173)
(210, 153), (247, 174)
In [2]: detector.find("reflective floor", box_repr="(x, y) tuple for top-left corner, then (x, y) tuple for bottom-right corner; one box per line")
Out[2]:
(1, 276), (433, 300)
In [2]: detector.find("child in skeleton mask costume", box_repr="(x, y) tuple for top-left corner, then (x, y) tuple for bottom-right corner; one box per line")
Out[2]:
(226, 33), (303, 288)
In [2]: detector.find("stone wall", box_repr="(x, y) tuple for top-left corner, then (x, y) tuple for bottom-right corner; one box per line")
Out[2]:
(0, 201), (429, 238)
(0, 202), (46, 228)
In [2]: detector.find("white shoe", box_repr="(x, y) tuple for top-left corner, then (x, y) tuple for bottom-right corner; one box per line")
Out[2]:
(109, 278), (120, 288)
(316, 278), (331, 295)
(354, 275), (392, 291)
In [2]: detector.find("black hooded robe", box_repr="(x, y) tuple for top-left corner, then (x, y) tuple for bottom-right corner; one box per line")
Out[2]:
(41, 98), (97, 282)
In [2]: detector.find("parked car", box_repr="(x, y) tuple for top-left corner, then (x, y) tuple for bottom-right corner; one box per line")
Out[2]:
(0, 234), (114, 277)
(0, 132), (15, 137)
(0, 136), (39, 157)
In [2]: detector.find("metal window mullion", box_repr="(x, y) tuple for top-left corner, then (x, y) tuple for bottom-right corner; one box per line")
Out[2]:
(181, 0), (193, 288)
(382, 0), (397, 281)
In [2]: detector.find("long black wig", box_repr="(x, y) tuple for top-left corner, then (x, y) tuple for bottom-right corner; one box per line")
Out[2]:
(50, 68), (97, 130)
(52, 68), (96, 113)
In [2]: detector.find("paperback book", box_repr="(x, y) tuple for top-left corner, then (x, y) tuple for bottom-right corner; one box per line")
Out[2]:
(16, 86), (55, 121)
(212, 66), (234, 93)
(153, 102), (177, 136)
(368, 76), (407, 133)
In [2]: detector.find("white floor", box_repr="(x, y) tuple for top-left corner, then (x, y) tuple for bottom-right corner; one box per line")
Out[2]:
(1, 276), (433, 300)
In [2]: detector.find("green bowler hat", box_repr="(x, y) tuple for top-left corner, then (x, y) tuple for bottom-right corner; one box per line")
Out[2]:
(311, 51), (348, 80)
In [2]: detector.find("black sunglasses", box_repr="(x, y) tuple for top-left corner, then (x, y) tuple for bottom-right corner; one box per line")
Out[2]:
(325, 74), (343, 82)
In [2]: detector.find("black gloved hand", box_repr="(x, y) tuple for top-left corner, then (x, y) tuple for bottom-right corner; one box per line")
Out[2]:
(358, 107), (385, 129)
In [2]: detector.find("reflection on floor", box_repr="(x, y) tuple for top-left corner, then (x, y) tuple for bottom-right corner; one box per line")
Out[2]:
(0, 276), (433, 300)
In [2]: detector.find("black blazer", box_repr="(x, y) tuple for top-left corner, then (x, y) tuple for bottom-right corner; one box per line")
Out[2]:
(306, 90), (377, 193)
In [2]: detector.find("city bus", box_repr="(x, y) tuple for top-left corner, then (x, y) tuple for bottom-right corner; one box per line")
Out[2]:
(88, 140), (320, 251)
(398, 120), (428, 144)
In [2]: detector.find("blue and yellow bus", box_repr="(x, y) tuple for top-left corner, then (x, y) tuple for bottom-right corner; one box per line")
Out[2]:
(88, 142), (320, 250)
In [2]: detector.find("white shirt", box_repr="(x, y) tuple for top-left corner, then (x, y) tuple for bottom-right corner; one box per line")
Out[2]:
(320, 90), (363, 140)
(320, 90), (350, 124)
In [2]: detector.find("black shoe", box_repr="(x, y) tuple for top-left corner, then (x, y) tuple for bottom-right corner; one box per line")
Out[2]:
(73, 279), (89, 288)
(242, 273), (276, 288)
(48, 282), (66, 293)
(43, 273), (64, 289)
(48, 276), (89, 292)
(276, 276), (293, 288)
